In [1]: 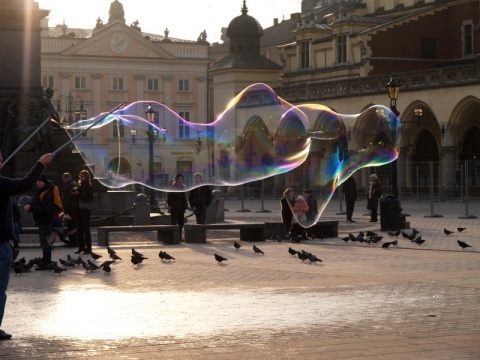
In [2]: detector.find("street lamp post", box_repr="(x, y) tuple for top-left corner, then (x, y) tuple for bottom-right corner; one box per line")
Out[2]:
(145, 105), (157, 209)
(387, 76), (401, 200)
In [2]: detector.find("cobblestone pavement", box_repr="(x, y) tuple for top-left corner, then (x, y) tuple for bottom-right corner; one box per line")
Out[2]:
(1, 199), (479, 359)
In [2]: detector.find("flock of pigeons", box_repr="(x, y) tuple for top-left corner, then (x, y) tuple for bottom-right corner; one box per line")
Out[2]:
(10, 226), (474, 275)
(341, 227), (472, 250)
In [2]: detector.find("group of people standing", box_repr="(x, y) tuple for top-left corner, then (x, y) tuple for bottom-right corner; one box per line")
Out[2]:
(280, 173), (382, 240)
(167, 172), (213, 239)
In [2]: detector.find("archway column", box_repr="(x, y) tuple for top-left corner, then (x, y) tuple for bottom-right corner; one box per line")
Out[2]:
(442, 146), (457, 194)
(398, 147), (408, 197)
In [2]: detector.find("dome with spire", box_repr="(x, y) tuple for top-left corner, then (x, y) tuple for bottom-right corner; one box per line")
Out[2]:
(226, 0), (263, 38)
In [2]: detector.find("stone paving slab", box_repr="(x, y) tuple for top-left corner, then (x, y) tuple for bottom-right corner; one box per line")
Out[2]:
(1, 199), (479, 359)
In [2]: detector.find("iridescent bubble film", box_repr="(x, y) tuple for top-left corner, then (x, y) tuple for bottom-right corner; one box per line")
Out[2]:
(65, 83), (400, 226)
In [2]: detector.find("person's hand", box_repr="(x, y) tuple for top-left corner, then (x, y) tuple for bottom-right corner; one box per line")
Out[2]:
(23, 204), (31, 212)
(38, 153), (55, 166)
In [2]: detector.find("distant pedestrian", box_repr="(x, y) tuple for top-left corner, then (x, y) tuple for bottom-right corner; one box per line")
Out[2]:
(366, 173), (382, 222)
(303, 189), (318, 238)
(280, 188), (295, 238)
(61, 172), (79, 247)
(188, 173), (212, 224)
(73, 170), (94, 254)
(343, 176), (358, 223)
(0, 152), (55, 341)
(23, 173), (56, 268)
(167, 174), (188, 239)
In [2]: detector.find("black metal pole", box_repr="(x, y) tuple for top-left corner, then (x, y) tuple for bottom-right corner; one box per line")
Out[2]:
(390, 102), (400, 200)
(148, 124), (156, 210)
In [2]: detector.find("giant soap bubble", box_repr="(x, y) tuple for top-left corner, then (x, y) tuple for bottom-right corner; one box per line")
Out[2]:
(65, 83), (400, 226)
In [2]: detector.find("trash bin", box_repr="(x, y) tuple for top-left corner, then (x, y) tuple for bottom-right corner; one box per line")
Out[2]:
(380, 194), (398, 231)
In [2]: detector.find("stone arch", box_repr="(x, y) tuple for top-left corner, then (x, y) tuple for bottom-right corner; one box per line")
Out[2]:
(449, 96), (480, 146)
(411, 130), (440, 194)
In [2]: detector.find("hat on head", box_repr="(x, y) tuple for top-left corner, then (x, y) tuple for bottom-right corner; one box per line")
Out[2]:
(193, 172), (202, 179)
(39, 173), (48, 183)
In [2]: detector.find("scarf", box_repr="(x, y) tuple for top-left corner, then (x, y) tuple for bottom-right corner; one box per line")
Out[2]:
(368, 181), (375, 199)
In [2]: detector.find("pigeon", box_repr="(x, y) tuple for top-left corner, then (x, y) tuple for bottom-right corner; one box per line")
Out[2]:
(412, 228), (420, 236)
(271, 234), (282, 242)
(457, 240), (472, 250)
(132, 248), (144, 258)
(52, 264), (67, 274)
(253, 245), (264, 255)
(233, 241), (242, 250)
(401, 231), (409, 238)
(413, 238), (425, 245)
(341, 236), (350, 243)
(288, 247), (298, 256)
(159, 251), (175, 261)
(407, 233), (416, 241)
(348, 233), (357, 242)
(110, 253), (122, 260)
(87, 260), (100, 270)
(131, 255), (144, 265)
(90, 251), (102, 261)
(444, 228), (454, 235)
(81, 261), (93, 272)
(13, 264), (25, 275)
(99, 260), (115, 267)
(297, 252), (309, 261)
(391, 240), (398, 247)
(214, 253), (227, 263)
(387, 230), (401, 237)
(457, 227), (466, 232)
(101, 263), (112, 274)
(382, 241), (392, 249)
(107, 247), (117, 255)
(309, 254), (322, 263)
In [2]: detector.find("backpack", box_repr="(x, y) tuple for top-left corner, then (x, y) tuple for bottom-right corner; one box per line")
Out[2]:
(39, 185), (64, 223)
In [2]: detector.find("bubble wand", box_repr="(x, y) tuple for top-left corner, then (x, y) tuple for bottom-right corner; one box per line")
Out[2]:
(53, 103), (124, 154)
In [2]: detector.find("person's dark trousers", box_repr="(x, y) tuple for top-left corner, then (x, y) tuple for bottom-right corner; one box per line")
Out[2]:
(38, 224), (52, 264)
(370, 209), (378, 222)
(0, 241), (13, 327)
(78, 210), (92, 252)
(346, 201), (355, 221)
(194, 207), (207, 224)
(171, 210), (185, 235)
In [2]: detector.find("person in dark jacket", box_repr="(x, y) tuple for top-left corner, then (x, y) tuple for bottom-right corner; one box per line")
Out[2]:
(343, 175), (358, 223)
(61, 172), (79, 247)
(188, 173), (212, 224)
(72, 170), (94, 254)
(280, 188), (295, 239)
(366, 173), (382, 222)
(0, 152), (54, 341)
(167, 174), (188, 238)
(303, 189), (318, 238)
(24, 173), (56, 267)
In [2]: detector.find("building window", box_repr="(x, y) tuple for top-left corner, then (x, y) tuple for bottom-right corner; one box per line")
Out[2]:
(74, 76), (86, 89)
(178, 79), (190, 92)
(178, 111), (191, 138)
(300, 41), (310, 69)
(462, 21), (473, 57)
(148, 78), (159, 91)
(420, 38), (436, 59)
(112, 77), (125, 90)
(113, 122), (125, 138)
(337, 35), (347, 64)
(42, 75), (54, 89)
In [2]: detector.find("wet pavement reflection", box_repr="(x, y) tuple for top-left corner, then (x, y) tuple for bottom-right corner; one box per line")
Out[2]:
(8, 285), (436, 340)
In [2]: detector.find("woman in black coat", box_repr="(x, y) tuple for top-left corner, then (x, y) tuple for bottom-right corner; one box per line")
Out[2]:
(366, 174), (382, 222)
(280, 188), (295, 238)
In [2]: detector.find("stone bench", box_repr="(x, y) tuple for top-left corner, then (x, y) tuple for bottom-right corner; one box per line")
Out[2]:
(184, 223), (265, 243)
(264, 219), (339, 240)
(96, 225), (181, 247)
(22, 227), (40, 235)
